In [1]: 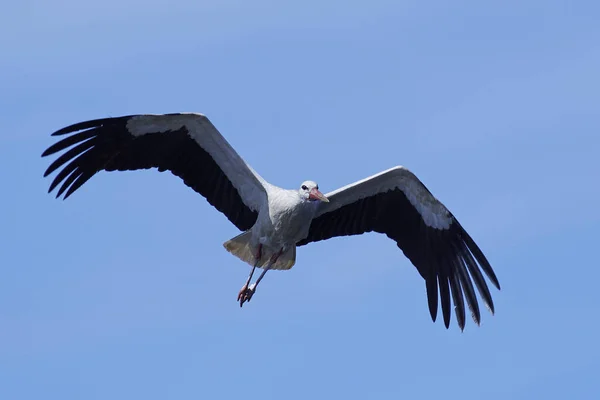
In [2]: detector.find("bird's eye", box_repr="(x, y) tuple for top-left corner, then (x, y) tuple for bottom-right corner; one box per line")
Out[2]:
(301, 185), (308, 190)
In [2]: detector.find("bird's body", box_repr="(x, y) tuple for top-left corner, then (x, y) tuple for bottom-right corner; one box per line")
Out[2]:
(258, 186), (315, 250)
(224, 182), (326, 270)
(42, 112), (501, 330)
(224, 184), (320, 272)
(266, 187), (323, 249)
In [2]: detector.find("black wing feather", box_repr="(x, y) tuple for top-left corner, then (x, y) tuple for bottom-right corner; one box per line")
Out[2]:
(42, 115), (258, 231)
(434, 231), (453, 329)
(297, 187), (500, 330)
(449, 263), (466, 331)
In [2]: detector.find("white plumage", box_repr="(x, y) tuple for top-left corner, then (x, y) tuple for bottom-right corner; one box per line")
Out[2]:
(42, 112), (500, 331)
(317, 166), (453, 230)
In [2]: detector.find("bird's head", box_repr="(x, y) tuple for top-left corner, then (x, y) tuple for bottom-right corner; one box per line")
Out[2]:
(299, 180), (329, 203)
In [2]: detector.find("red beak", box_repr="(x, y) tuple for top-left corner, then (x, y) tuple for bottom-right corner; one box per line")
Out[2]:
(309, 188), (329, 202)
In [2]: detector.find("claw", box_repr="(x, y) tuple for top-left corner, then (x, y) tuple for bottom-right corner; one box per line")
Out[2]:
(237, 284), (248, 303)
(238, 283), (256, 307)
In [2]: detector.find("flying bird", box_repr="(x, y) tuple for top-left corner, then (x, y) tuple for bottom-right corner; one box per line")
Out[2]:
(41, 113), (500, 330)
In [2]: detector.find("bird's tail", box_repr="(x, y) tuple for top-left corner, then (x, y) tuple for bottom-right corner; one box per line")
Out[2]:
(223, 231), (296, 270)
(223, 231), (256, 267)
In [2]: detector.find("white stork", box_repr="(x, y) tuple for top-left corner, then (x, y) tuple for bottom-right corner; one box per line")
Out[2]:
(42, 113), (500, 330)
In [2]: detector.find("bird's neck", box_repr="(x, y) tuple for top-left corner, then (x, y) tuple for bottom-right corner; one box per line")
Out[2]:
(298, 196), (321, 216)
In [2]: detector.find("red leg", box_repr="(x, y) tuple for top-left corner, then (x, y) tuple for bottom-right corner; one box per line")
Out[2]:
(254, 248), (283, 287)
(237, 244), (263, 305)
(239, 248), (283, 306)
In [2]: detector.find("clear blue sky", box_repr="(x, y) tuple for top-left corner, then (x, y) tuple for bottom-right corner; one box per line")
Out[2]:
(2, 1), (599, 399)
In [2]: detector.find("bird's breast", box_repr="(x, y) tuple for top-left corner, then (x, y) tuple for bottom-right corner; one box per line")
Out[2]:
(253, 197), (313, 248)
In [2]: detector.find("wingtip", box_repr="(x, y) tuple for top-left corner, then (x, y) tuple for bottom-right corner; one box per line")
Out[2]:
(429, 310), (437, 323)
(51, 128), (70, 137)
(456, 314), (465, 332)
(63, 186), (76, 200)
(50, 124), (81, 136)
(487, 273), (501, 291)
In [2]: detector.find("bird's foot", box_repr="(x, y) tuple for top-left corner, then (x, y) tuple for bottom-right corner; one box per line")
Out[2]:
(237, 283), (256, 307)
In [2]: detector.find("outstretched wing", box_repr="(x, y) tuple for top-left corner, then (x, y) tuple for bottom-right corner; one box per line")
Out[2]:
(42, 113), (268, 231)
(297, 166), (500, 330)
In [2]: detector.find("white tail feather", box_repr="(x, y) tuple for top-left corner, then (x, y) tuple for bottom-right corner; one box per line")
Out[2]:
(223, 231), (296, 270)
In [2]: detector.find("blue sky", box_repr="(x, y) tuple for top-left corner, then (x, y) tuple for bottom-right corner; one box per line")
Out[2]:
(2, 1), (600, 398)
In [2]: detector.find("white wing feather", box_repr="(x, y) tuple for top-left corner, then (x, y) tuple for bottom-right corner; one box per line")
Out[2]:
(126, 113), (268, 212)
(317, 166), (453, 230)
